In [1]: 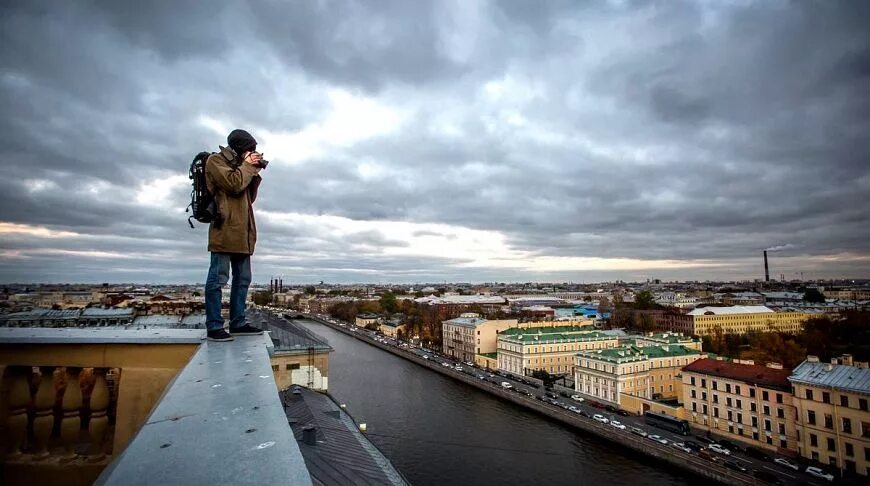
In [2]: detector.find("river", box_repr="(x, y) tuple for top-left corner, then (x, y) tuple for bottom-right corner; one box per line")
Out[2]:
(301, 319), (693, 486)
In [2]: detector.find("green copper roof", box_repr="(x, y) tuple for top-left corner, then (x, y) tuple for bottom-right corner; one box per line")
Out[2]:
(577, 345), (701, 364)
(499, 325), (610, 344)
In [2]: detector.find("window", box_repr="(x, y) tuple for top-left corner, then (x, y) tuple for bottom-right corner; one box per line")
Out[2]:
(764, 419), (771, 432)
(286, 363), (300, 371)
(810, 434), (818, 447)
(776, 393), (783, 404)
(822, 391), (830, 404)
(763, 405), (770, 416)
(808, 411), (816, 425)
(860, 398), (868, 412)
(806, 389), (814, 400)
(736, 399), (742, 409)
(702, 391), (707, 401)
(714, 408), (719, 418)
(843, 417), (852, 434)
(701, 378), (706, 388)
(762, 390), (769, 401)
(845, 442), (854, 457)
(750, 402), (757, 412)
(827, 437), (836, 452)
(690, 376), (696, 385)
(735, 385), (741, 395)
(779, 423), (785, 434)
(713, 394), (719, 404)
(271, 365), (278, 371)
(841, 395), (849, 407)
(777, 408), (784, 419)
(727, 410), (733, 421)
(737, 413), (743, 424)
(862, 421), (870, 438)
(691, 390), (696, 398)
(825, 414), (833, 429)
(692, 402), (697, 412)
(751, 416), (758, 427)
(703, 404), (708, 415)
(726, 383), (731, 393)
(750, 388), (756, 398)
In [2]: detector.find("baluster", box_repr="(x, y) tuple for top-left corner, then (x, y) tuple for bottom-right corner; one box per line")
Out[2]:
(87, 368), (110, 461)
(31, 366), (55, 459)
(59, 367), (83, 461)
(3, 366), (32, 458)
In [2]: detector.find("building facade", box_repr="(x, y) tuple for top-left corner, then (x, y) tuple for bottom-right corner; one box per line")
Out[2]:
(442, 313), (518, 363)
(657, 306), (822, 336)
(789, 355), (870, 477)
(682, 358), (798, 453)
(575, 345), (704, 406)
(498, 325), (619, 376)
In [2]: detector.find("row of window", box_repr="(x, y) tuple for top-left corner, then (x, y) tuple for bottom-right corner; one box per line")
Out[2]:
(803, 388), (870, 411)
(805, 410), (870, 437)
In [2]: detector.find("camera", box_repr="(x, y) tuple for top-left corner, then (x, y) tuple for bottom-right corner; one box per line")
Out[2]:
(257, 159), (269, 170)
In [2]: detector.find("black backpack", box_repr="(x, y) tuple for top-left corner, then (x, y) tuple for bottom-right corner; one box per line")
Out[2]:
(186, 151), (218, 228)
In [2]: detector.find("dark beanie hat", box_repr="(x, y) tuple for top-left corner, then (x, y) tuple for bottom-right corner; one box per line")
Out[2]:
(227, 129), (257, 154)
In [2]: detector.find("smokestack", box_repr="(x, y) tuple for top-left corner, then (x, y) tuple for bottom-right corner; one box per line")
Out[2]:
(763, 250), (769, 282)
(279, 278), (283, 293)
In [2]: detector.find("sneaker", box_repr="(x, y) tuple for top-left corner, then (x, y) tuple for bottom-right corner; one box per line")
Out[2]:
(229, 324), (264, 336)
(207, 329), (235, 341)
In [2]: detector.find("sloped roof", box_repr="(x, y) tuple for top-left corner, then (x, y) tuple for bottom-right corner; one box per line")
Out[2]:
(281, 386), (407, 486)
(683, 358), (792, 392)
(789, 360), (870, 395)
(688, 305), (774, 316)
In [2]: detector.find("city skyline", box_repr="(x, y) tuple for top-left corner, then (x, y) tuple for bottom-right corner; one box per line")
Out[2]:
(1, 1), (869, 284)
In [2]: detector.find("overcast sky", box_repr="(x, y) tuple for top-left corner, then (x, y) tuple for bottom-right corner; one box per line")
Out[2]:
(1, 1), (868, 285)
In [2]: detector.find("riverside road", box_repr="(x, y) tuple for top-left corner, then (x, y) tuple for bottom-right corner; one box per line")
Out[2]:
(292, 313), (837, 486)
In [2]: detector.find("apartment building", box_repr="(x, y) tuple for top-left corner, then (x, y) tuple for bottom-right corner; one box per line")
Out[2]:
(497, 326), (618, 376)
(682, 358), (798, 453)
(789, 355), (870, 477)
(630, 331), (702, 351)
(442, 313), (518, 362)
(575, 345), (704, 406)
(657, 305), (822, 336)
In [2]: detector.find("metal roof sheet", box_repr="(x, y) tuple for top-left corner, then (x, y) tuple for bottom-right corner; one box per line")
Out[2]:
(789, 360), (870, 395)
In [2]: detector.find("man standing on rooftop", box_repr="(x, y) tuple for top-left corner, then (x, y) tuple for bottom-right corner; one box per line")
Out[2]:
(203, 129), (266, 341)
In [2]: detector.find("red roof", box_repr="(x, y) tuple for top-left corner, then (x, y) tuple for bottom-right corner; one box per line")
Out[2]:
(682, 358), (792, 391)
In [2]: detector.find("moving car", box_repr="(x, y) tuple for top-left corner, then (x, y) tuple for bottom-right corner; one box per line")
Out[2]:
(697, 449), (717, 462)
(568, 406), (580, 413)
(708, 444), (731, 456)
(593, 414), (609, 424)
(610, 420), (626, 430)
(647, 434), (668, 445)
(773, 458), (799, 471)
(804, 466), (834, 482)
(570, 395), (584, 402)
(683, 440), (701, 451)
(724, 460), (748, 473)
(616, 409), (630, 417)
(629, 426), (648, 438)
(500, 382), (513, 389)
(441, 362), (451, 367)
(465, 361), (474, 367)
(671, 442), (692, 453)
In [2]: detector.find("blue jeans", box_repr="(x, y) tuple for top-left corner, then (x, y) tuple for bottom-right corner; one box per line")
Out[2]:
(205, 252), (252, 331)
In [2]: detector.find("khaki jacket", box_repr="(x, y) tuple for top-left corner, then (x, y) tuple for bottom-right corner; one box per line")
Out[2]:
(205, 146), (262, 254)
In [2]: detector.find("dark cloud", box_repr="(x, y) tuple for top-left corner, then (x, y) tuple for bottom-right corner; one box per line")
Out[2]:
(0, 0), (868, 283)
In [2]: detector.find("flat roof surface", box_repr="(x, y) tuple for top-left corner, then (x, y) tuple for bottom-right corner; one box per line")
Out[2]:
(250, 311), (333, 354)
(0, 327), (204, 344)
(688, 305), (774, 316)
(789, 360), (870, 395)
(282, 386), (407, 486)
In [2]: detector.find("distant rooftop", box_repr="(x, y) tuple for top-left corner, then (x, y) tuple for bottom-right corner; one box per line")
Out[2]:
(683, 358), (792, 392)
(250, 310), (333, 355)
(442, 315), (487, 328)
(578, 345), (701, 364)
(281, 386), (407, 486)
(687, 305), (774, 316)
(789, 360), (870, 395)
(499, 325), (608, 344)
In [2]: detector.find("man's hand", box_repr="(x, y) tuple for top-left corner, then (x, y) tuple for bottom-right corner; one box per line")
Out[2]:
(244, 152), (263, 168)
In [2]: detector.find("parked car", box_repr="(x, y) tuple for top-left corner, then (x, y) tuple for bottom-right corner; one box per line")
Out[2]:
(724, 460), (748, 473)
(422, 355), (429, 360)
(441, 362), (451, 367)
(671, 442), (692, 453)
(546, 392), (558, 399)
(708, 444), (731, 456)
(593, 414), (609, 424)
(454, 366), (463, 371)
(773, 458), (799, 471)
(605, 405), (617, 413)
(616, 409), (630, 417)
(610, 420), (626, 430)
(629, 426), (647, 438)
(464, 361), (474, 367)
(500, 382), (513, 389)
(570, 395), (584, 402)
(647, 434), (668, 445)
(568, 406), (580, 413)
(804, 466), (834, 482)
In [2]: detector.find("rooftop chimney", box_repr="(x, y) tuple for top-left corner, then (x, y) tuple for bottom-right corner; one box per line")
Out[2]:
(766, 362), (783, 369)
(841, 354), (853, 366)
(302, 425), (317, 446)
(763, 250), (770, 282)
(806, 355), (819, 363)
